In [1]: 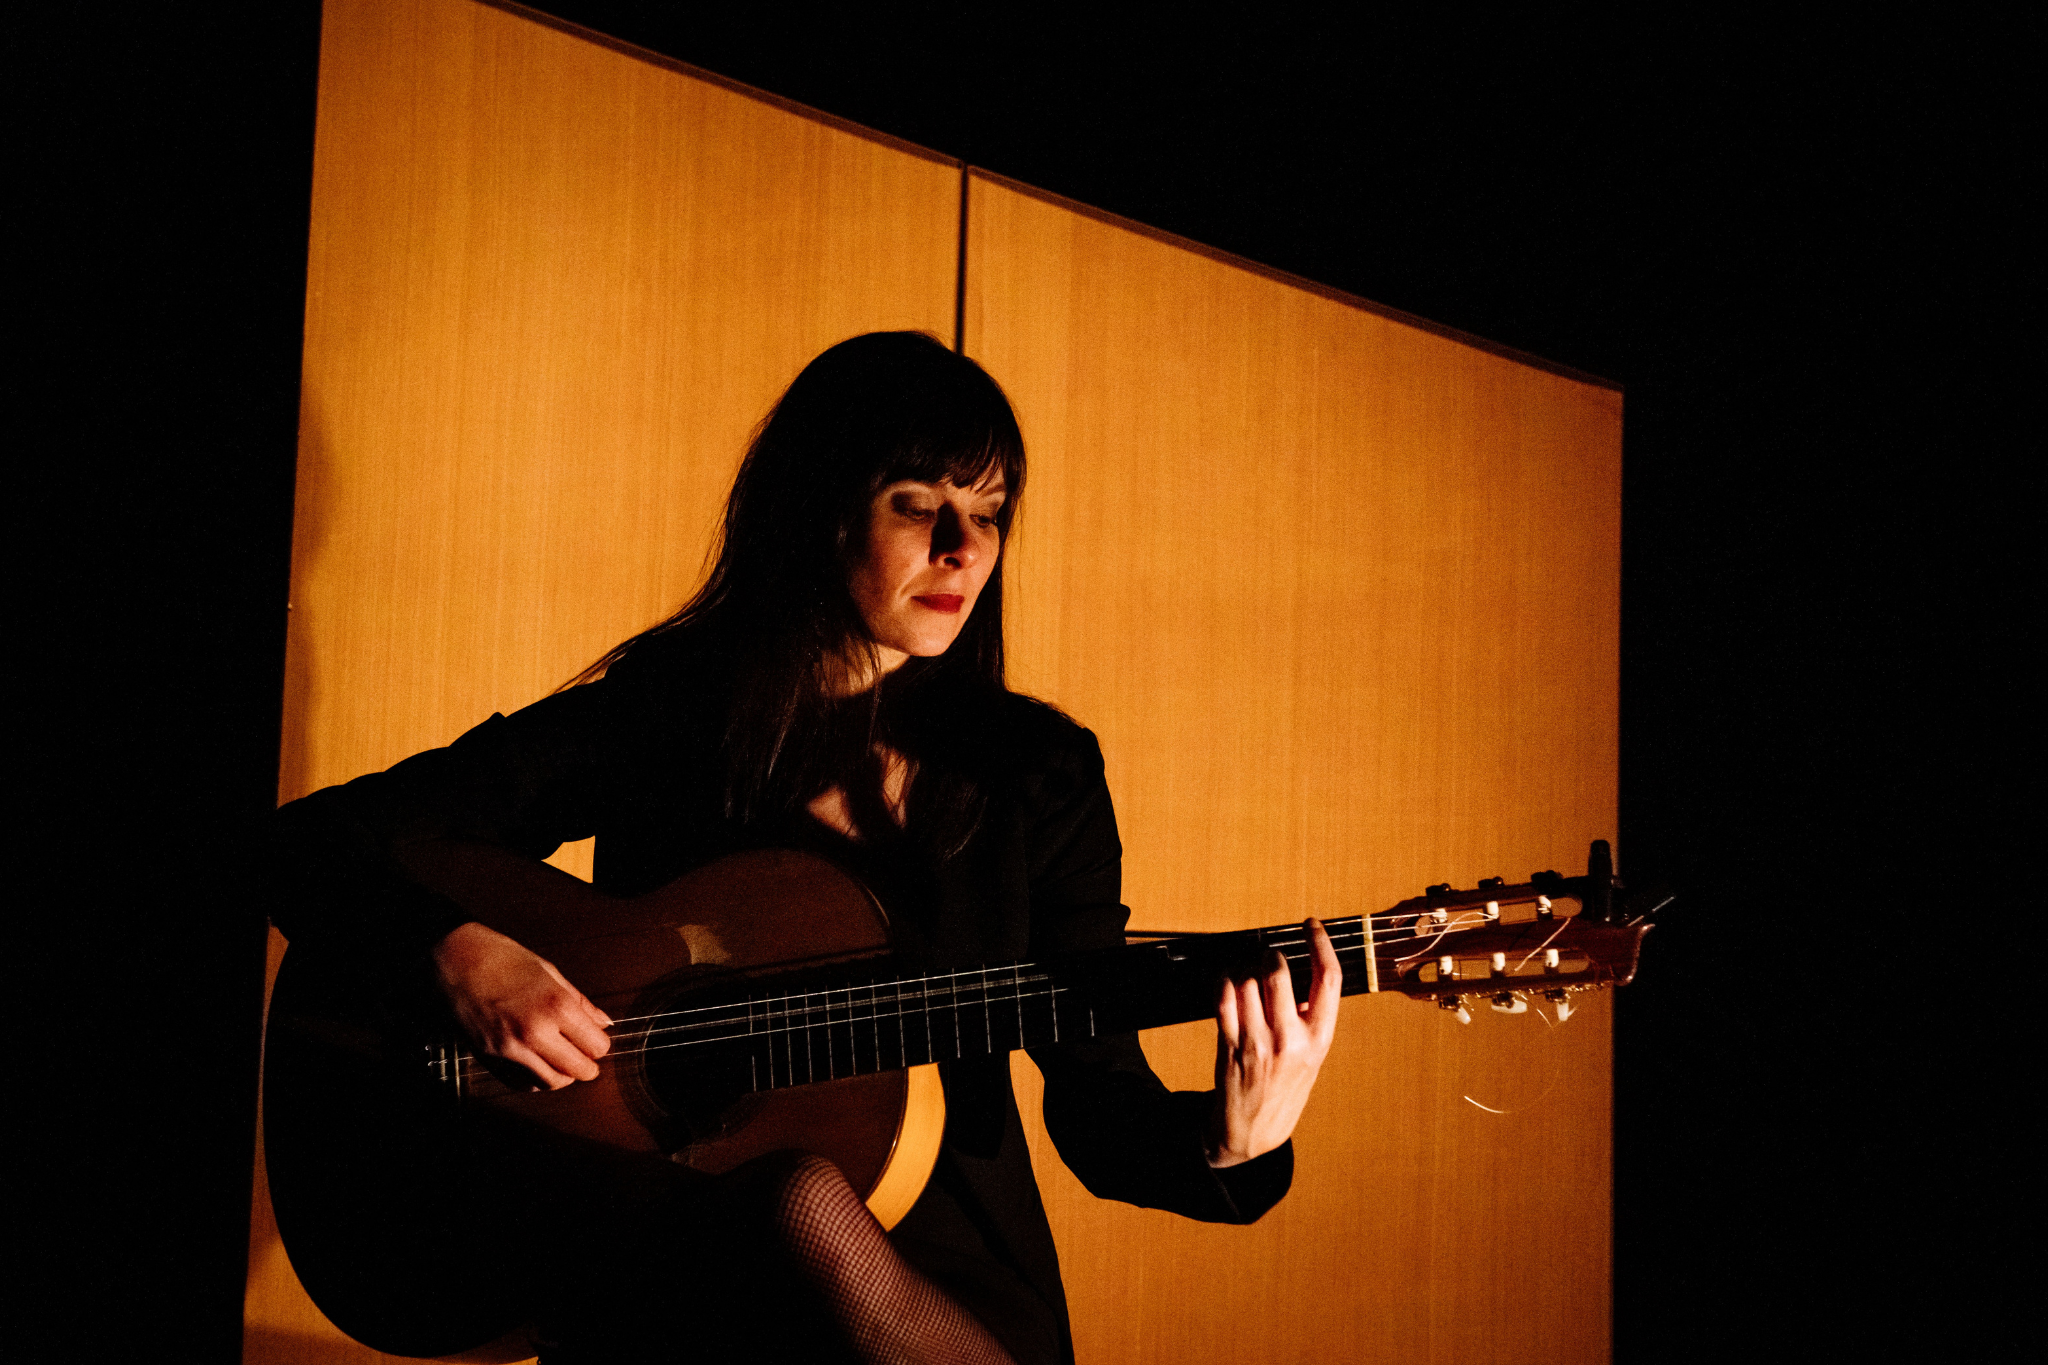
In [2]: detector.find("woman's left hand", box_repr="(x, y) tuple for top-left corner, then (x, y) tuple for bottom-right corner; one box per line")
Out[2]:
(1207, 918), (1342, 1168)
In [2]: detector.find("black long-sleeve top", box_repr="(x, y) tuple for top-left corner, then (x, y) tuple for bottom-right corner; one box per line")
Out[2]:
(268, 642), (1291, 1364)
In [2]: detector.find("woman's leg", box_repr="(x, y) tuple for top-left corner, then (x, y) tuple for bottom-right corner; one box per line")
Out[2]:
(763, 1153), (1015, 1365)
(527, 1147), (1011, 1365)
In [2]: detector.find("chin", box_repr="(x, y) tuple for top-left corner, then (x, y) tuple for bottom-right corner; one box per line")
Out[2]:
(902, 630), (966, 658)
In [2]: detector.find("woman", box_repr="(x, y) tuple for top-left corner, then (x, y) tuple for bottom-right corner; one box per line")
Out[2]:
(268, 331), (1340, 1364)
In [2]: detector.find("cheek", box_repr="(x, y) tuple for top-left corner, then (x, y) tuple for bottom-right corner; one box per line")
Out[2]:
(850, 528), (915, 604)
(974, 537), (1003, 587)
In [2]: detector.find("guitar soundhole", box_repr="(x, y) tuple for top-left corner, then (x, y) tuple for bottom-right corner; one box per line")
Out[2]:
(627, 978), (761, 1149)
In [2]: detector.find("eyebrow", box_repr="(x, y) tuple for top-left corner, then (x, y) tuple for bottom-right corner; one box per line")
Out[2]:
(889, 480), (1007, 499)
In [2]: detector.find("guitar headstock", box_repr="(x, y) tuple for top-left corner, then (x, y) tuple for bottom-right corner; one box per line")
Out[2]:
(1374, 841), (1662, 1021)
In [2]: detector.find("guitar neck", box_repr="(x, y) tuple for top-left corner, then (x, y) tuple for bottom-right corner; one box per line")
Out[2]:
(674, 870), (1624, 1093)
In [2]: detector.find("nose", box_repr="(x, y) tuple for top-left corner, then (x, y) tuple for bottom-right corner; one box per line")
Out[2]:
(930, 503), (979, 568)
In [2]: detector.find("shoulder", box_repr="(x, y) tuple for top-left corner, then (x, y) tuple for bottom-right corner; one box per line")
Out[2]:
(972, 691), (1107, 807)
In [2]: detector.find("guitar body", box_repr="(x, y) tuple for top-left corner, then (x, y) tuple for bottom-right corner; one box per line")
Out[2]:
(264, 849), (946, 1360)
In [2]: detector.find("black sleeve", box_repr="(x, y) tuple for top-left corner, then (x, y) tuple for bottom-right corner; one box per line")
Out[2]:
(264, 672), (648, 968)
(1020, 725), (1292, 1224)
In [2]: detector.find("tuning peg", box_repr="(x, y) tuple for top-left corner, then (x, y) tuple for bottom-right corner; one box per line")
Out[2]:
(1545, 988), (1574, 1021)
(1490, 991), (1527, 1015)
(1479, 877), (1505, 892)
(1439, 994), (1471, 1024)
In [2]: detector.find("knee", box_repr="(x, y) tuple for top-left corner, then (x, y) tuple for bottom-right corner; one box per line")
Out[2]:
(772, 1153), (863, 1229)
(761, 1153), (886, 1279)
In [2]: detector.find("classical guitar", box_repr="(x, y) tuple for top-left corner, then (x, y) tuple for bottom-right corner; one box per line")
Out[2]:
(264, 840), (1657, 1360)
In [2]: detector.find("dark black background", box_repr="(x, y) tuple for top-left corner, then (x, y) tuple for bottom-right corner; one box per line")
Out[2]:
(23, 3), (2026, 1359)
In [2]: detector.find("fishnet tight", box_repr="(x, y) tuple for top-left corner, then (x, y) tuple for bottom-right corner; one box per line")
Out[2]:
(769, 1153), (1016, 1365)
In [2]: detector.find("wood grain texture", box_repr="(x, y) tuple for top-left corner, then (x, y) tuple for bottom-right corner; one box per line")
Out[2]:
(967, 173), (1622, 1363)
(245, 0), (956, 1358)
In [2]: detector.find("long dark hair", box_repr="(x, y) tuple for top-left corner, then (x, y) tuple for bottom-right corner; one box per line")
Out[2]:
(581, 331), (1027, 847)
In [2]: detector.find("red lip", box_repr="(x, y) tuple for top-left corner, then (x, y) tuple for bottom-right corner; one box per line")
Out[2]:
(913, 594), (964, 614)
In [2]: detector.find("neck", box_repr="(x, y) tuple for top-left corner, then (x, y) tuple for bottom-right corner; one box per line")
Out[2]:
(830, 641), (909, 697)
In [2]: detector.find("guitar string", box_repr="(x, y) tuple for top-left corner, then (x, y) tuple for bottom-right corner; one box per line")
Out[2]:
(594, 929), (1576, 1062)
(446, 917), (1593, 1082)
(448, 981), (1077, 1086)
(577, 923), (1388, 1048)
(594, 909), (1562, 1038)
(592, 910), (1512, 1032)
(444, 915), (1581, 1072)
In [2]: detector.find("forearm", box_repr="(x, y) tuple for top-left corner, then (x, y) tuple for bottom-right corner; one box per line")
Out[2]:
(266, 685), (631, 958)
(1032, 1036), (1293, 1224)
(395, 836), (614, 948)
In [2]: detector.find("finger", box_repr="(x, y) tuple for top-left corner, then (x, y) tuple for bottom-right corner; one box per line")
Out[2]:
(500, 1040), (576, 1090)
(1237, 974), (1272, 1059)
(532, 1028), (602, 1084)
(1304, 918), (1343, 1044)
(1262, 948), (1298, 1038)
(562, 1008), (612, 1062)
(1216, 974), (1242, 1050)
(540, 959), (614, 1041)
(541, 957), (610, 1025)
(1215, 977), (1241, 1089)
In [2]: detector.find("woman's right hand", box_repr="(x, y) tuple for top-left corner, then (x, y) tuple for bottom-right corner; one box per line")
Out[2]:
(431, 921), (614, 1089)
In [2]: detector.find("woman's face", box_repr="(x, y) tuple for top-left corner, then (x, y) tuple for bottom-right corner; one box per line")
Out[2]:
(848, 474), (1006, 673)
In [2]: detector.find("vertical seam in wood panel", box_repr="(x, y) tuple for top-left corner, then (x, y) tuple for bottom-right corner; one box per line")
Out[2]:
(953, 165), (970, 353)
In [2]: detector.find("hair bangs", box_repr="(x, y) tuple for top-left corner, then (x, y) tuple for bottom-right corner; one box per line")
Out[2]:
(876, 400), (1026, 530)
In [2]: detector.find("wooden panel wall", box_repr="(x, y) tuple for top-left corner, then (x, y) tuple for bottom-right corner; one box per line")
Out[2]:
(243, 1), (959, 1359)
(247, 3), (1622, 1360)
(966, 174), (1622, 1363)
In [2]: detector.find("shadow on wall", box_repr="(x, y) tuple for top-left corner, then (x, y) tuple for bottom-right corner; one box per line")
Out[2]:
(244, 392), (404, 1365)
(275, 389), (331, 808)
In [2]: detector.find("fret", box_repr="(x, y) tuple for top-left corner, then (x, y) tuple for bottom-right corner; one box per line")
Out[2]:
(862, 978), (879, 1076)
(949, 973), (962, 1060)
(822, 986), (839, 1082)
(779, 1003), (792, 1086)
(921, 974), (938, 1064)
(982, 968), (998, 1052)
(888, 978), (905, 1072)
(859, 979), (876, 1075)
(847, 981), (860, 1076)
(746, 992), (760, 1092)
(794, 992), (810, 1085)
